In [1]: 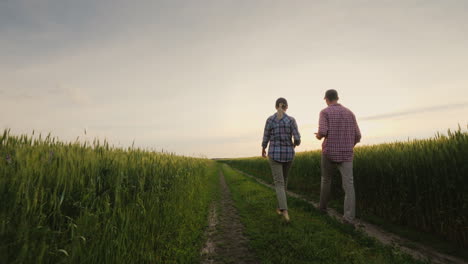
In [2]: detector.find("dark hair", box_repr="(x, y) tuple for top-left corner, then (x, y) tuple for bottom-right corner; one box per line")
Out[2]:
(275, 97), (288, 109)
(324, 89), (339, 101)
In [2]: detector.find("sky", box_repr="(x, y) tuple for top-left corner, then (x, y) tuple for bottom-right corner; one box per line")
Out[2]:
(1, 0), (467, 158)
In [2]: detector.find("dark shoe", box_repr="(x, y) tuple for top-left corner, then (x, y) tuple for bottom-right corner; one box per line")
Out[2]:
(276, 208), (283, 215)
(342, 219), (356, 229)
(318, 207), (328, 215)
(355, 221), (365, 228)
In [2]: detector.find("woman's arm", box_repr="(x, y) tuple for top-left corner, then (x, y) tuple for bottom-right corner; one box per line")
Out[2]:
(261, 118), (271, 157)
(292, 118), (301, 146)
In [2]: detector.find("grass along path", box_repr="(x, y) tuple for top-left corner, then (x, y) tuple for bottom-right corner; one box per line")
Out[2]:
(230, 166), (468, 264)
(200, 170), (258, 264)
(220, 163), (426, 264)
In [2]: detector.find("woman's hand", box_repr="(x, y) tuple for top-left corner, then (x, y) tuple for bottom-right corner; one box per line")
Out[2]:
(262, 148), (267, 158)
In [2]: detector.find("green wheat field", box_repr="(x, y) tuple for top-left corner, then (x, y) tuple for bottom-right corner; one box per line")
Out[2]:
(1, 126), (467, 263)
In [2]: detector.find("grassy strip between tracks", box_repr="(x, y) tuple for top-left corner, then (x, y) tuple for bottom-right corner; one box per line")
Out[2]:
(220, 164), (427, 264)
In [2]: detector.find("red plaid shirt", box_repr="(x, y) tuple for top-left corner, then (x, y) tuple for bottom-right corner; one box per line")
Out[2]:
(318, 104), (361, 162)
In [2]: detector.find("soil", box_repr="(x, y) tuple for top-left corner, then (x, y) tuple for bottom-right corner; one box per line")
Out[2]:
(201, 171), (259, 264)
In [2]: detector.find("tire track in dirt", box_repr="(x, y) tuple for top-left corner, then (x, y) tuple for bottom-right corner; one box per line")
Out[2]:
(201, 170), (258, 264)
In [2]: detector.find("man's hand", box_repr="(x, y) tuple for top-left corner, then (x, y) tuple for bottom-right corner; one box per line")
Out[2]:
(262, 148), (267, 158)
(315, 132), (322, 140)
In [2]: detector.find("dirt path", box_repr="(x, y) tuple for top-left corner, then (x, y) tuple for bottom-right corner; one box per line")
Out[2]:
(201, 171), (258, 264)
(231, 167), (467, 264)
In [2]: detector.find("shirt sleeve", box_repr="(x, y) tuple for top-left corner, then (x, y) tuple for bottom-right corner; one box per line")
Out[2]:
(318, 110), (328, 138)
(353, 114), (361, 145)
(262, 118), (271, 148)
(292, 118), (301, 146)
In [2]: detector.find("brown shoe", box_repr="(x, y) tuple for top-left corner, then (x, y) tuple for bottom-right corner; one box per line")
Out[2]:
(282, 210), (290, 222)
(276, 208), (283, 215)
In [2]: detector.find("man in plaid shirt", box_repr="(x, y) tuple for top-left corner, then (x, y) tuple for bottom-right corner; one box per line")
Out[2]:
(316, 89), (361, 225)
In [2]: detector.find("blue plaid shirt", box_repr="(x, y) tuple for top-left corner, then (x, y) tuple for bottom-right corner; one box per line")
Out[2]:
(262, 113), (301, 162)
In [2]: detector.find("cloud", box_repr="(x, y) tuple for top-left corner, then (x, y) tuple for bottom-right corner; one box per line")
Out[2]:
(361, 102), (468, 121)
(88, 124), (165, 131)
(0, 85), (91, 106)
(0, 89), (35, 101)
(47, 86), (92, 106)
(64, 87), (91, 106)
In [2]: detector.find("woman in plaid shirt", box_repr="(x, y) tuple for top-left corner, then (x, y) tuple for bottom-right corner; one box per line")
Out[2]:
(262, 98), (301, 222)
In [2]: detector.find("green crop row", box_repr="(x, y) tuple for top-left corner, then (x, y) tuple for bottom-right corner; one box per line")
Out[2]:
(0, 130), (217, 263)
(221, 126), (468, 249)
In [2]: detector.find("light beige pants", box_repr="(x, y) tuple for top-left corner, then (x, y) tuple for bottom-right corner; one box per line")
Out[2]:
(319, 155), (356, 222)
(268, 158), (292, 210)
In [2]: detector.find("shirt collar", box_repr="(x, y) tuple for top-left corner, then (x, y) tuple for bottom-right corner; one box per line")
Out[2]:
(274, 112), (288, 121)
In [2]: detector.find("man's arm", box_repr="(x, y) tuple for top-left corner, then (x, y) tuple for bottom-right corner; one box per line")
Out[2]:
(261, 118), (271, 157)
(353, 114), (361, 145)
(316, 110), (328, 140)
(291, 118), (301, 146)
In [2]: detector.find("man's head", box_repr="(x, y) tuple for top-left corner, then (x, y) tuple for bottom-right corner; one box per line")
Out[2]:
(275, 97), (288, 111)
(324, 89), (339, 106)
